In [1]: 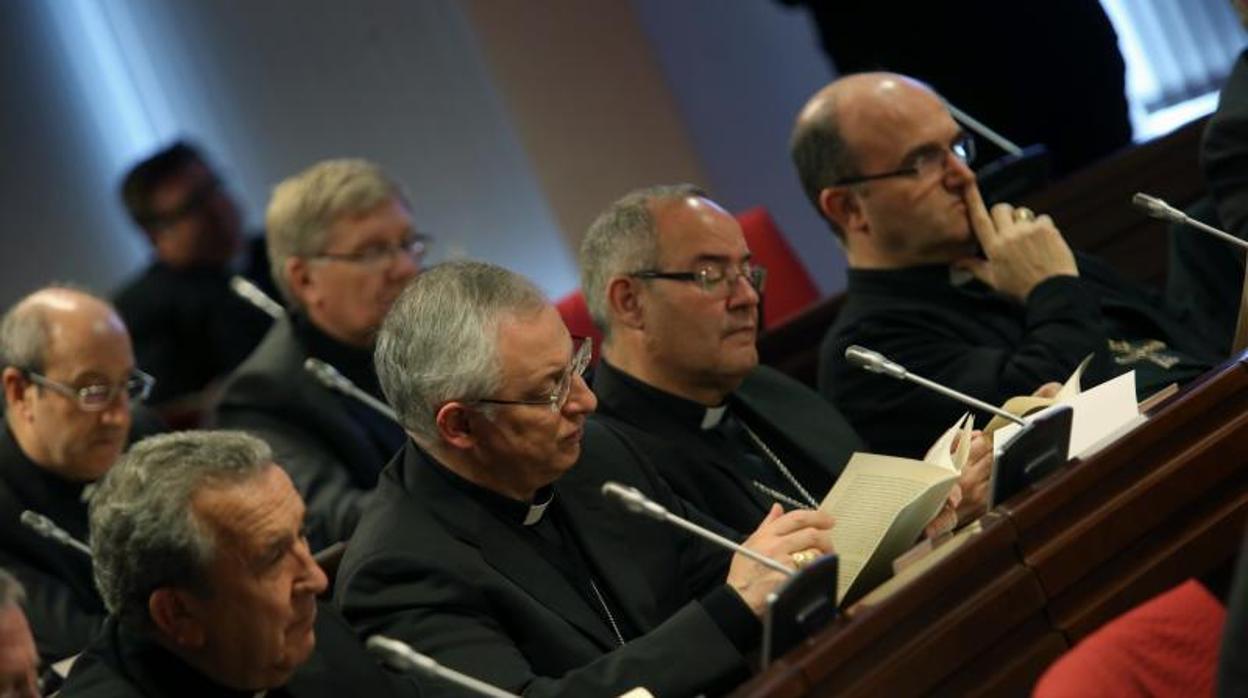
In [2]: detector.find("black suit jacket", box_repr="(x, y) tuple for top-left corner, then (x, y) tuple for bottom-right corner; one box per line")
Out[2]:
(58, 603), (415, 697)
(593, 361), (861, 534)
(114, 259), (272, 406)
(0, 428), (105, 662)
(214, 317), (399, 549)
(335, 424), (756, 698)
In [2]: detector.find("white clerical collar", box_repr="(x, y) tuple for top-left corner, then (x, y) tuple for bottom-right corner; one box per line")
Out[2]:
(700, 405), (729, 430)
(522, 488), (555, 526)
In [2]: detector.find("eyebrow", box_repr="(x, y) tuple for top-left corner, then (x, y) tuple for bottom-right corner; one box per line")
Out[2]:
(688, 252), (753, 266)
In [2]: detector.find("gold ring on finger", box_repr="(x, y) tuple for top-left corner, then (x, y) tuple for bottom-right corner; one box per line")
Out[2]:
(1013, 207), (1036, 223)
(790, 548), (820, 568)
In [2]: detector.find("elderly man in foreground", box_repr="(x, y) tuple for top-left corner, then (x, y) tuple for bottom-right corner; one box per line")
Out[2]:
(336, 260), (834, 697)
(58, 431), (412, 697)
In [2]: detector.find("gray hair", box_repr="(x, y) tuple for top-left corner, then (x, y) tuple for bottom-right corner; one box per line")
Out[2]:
(0, 285), (110, 372)
(266, 159), (409, 308)
(376, 261), (547, 445)
(0, 568), (25, 607)
(789, 97), (859, 241)
(90, 430), (273, 631)
(580, 184), (705, 335)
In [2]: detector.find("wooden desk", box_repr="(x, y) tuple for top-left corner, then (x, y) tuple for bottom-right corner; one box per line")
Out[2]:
(733, 353), (1248, 697)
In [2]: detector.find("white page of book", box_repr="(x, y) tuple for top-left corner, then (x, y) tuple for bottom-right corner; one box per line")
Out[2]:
(995, 370), (1138, 460)
(819, 454), (958, 603)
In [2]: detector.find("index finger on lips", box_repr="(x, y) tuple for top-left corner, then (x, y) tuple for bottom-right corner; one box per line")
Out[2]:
(964, 183), (999, 246)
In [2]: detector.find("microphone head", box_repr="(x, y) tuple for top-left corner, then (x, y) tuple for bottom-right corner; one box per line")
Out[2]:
(601, 482), (666, 520)
(19, 510), (47, 533)
(1132, 192), (1182, 222)
(304, 358), (348, 390)
(844, 345), (907, 379)
(366, 635), (434, 674)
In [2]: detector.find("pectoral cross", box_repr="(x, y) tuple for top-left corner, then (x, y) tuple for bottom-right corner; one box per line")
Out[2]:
(1107, 339), (1180, 369)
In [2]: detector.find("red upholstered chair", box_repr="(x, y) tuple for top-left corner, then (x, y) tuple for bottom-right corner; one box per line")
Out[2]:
(554, 290), (603, 363)
(1032, 579), (1225, 698)
(735, 207), (820, 329)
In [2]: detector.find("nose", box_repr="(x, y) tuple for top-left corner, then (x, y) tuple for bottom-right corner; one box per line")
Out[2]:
(726, 272), (760, 310)
(391, 247), (421, 281)
(943, 150), (975, 187)
(294, 537), (329, 596)
(563, 372), (597, 416)
(99, 391), (131, 427)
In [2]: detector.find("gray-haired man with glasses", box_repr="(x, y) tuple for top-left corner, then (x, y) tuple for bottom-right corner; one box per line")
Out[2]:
(580, 185), (863, 536)
(793, 72), (1221, 457)
(0, 287), (161, 665)
(216, 158), (424, 551)
(336, 260), (834, 696)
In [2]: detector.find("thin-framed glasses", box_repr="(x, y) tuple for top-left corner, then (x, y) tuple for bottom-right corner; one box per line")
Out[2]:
(474, 336), (593, 413)
(833, 132), (976, 186)
(310, 233), (431, 267)
(630, 261), (767, 298)
(24, 369), (155, 411)
(146, 176), (223, 227)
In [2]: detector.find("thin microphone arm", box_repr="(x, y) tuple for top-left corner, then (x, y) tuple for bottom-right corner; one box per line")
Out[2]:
(1132, 193), (1248, 253)
(844, 346), (1026, 426)
(601, 482), (794, 577)
(20, 510), (92, 557)
(944, 100), (1023, 157)
(303, 358), (401, 424)
(366, 636), (520, 698)
(229, 275), (286, 320)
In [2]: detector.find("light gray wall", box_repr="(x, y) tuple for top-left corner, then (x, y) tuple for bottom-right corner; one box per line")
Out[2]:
(0, 0), (840, 311)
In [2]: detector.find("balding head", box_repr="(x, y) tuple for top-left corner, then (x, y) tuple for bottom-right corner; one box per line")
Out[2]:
(1, 287), (137, 482)
(791, 73), (947, 237)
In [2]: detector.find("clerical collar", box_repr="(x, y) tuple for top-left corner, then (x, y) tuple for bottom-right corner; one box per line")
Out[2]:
(596, 360), (731, 433)
(427, 454), (556, 527)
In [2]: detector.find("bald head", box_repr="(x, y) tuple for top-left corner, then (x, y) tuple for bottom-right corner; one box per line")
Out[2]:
(790, 73), (948, 235)
(1, 288), (136, 482)
(0, 288), (127, 373)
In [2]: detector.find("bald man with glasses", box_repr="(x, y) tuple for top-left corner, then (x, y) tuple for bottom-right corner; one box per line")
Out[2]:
(0, 287), (161, 664)
(578, 185), (867, 537)
(792, 72), (1222, 457)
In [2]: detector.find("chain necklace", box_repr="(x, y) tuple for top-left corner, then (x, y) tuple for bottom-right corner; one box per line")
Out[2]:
(589, 579), (626, 647)
(739, 421), (819, 510)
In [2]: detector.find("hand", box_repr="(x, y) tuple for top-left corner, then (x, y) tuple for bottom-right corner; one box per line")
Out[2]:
(727, 504), (835, 617)
(1032, 381), (1062, 399)
(954, 184), (1078, 303)
(0, 603), (39, 698)
(925, 430), (992, 538)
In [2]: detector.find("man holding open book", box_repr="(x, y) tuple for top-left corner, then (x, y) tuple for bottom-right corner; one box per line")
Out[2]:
(792, 73), (1223, 458)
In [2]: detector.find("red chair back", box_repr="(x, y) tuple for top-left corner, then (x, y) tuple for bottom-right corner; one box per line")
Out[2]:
(736, 207), (819, 329)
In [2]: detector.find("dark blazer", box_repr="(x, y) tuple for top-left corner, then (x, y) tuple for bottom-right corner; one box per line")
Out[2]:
(821, 255), (1218, 457)
(214, 317), (399, 549)
(58, 603), (415, 697)
(0, 428), (104, 662)
(593, 362), (862, 534)
(114, 260), (272, 406)
(335, 423), (757, 698)
(1219, 529), (1248, 697)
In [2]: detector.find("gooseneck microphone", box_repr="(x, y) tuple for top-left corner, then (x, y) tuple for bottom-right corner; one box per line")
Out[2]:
(228, 275), (287, 320)
(20, 510), (92, 557)
(304, 358), (401, 424)
(366, 635), (520, 698)
(601, 482), (794, 577)
(844, 346), (1026, 427)
(1132, 193), (1248, 253)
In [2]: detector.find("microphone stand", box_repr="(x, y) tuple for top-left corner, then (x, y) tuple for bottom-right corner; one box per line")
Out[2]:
(304, 358), (401, 424)
(21, 510), (92, 557)
(367, 635), (520, 698)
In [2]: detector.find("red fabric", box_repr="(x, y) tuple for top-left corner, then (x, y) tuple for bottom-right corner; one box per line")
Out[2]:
(554, 291), (602, 364)
(1033, 580), (1226, 698)
(735, 207), (819, 329)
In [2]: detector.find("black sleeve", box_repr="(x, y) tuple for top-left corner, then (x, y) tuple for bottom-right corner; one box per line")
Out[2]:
(1218, 530), (1248, 697)
(2, 557), (104, 662)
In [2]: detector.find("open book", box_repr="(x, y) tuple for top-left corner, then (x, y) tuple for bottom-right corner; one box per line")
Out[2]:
(819, 414), (974, 605)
